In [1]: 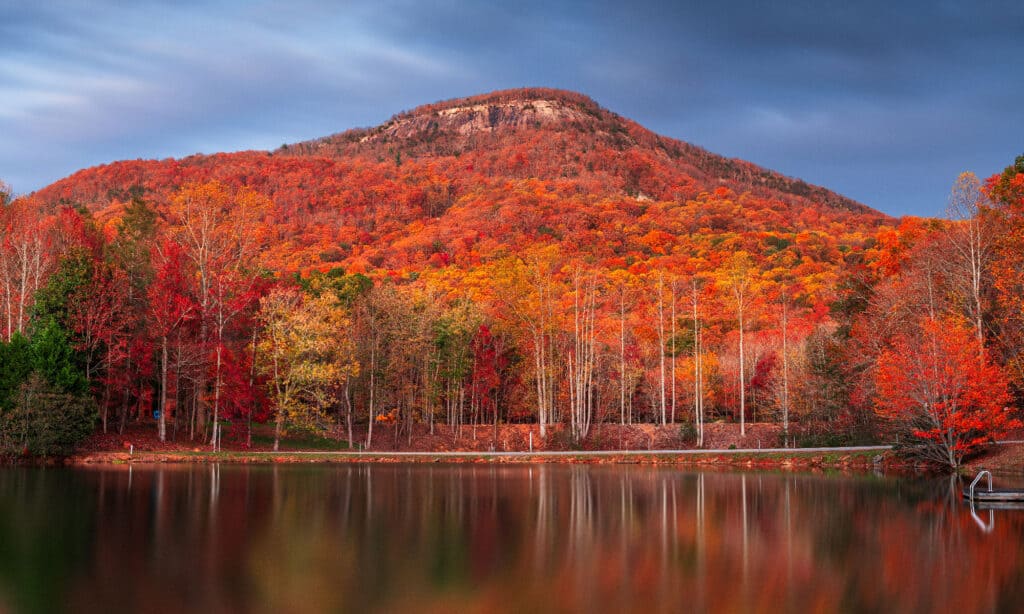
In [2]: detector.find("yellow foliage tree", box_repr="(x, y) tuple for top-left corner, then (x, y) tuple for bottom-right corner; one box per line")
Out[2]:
(258, 288), (357, 450)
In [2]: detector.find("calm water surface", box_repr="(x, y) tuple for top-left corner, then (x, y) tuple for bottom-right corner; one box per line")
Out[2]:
(0, 464), (1022, 613)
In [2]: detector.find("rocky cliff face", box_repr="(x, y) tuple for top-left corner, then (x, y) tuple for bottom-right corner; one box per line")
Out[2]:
(286, 88), (623, 159)
(362, 98), (595, 142)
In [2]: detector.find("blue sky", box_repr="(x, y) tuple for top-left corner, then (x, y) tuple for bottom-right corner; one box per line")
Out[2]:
(1, 0), (1021, 217)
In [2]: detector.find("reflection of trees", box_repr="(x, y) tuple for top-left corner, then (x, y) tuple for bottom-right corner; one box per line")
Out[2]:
(1, 466), (1023, 613)
(0, 469), (95, 613)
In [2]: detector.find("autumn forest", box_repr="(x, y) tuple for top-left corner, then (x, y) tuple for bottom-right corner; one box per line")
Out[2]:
(2, 89), (1022, 469)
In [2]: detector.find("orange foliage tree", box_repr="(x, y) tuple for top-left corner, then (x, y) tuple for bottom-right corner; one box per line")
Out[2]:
(985, 156), (1024, 386)
(875, 318), (1018, 468)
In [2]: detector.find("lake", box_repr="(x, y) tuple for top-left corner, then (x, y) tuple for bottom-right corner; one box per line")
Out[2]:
(0, 464), (1021, 613)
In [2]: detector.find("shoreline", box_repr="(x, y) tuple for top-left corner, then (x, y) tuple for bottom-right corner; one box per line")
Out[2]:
(8, 441), (1020, 475)
(62, 446), (891, 472)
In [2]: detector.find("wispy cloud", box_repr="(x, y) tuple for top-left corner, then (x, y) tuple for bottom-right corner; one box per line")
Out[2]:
(0, 0), (1021, 216)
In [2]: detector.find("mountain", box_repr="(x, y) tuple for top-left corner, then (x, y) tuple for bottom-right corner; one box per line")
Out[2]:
(285, 88), (871, 214)
(31, 88), (889, 276)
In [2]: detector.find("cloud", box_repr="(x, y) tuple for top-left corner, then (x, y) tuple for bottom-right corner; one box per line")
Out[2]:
(0, 0), (1021, 216)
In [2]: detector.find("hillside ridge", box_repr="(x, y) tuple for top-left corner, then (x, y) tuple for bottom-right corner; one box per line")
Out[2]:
(28, 87), (892, 278)
(281, 87), (873, 215)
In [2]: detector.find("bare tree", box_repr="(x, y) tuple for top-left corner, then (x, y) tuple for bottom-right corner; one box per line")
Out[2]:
(670, 277), (678, 424)
(616, 278), (631, 426)
(0, 200), (52, 340)
(568, 270), (599, 441)
(655, 272), (667, 425)
(945, 172), (995, 361)
(780, 289), (790, 446)
(724, 253), (753, 437)
(692, 279), (705, 447)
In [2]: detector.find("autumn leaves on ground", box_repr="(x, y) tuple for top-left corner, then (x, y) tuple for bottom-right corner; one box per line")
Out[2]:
(1, 89), (1022, 472)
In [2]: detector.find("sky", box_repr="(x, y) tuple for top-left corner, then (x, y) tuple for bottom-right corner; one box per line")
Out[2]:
(1, 0), (1021, 217)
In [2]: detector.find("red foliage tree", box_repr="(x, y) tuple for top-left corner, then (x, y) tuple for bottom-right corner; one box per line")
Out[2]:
(875, 318), (1019, 468)
(470, 325), (501, 425)
(149, 240), (198, 442)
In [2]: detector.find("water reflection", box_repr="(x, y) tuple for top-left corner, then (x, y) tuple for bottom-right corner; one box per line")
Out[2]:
(0, 465), (1022, 613)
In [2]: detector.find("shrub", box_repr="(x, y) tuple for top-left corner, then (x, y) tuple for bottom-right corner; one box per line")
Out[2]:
(0, 374), (97, 456)
(678, 422), (698, 445)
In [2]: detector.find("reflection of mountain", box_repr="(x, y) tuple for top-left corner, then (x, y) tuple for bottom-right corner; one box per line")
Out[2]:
(2, 466), (1020, 613)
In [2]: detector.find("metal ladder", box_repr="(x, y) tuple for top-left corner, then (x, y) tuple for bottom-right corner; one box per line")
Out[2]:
(969, 470), (993, 502)
(968, 470), (994, 533)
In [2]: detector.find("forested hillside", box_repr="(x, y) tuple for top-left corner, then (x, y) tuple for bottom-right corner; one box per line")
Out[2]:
(2, 89), (1020, 466)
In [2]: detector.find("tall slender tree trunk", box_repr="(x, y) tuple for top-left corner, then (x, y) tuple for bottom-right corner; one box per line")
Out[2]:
(159, 335), (169, 442)
(16, 245), (28, 336)
(118, 374), (130, 435)
(670, 279), (677, 424)
(190, 381), (199, 441)
(620, 290), (626, 426)
(344, 380), (354, 449)
(534, 329), (548, 438)
(101, 370), (111, 434)
(273, 411), (284, 452)
(966, 213), (986, 367)
(271, 350), (283, 452)
(209, 343), (223, 445)
(2, 269), (12, 340)
(492, 395), (499, 447)
(248, 326), (257, 447)
(458, 384), (465, 440)
(174, 333), (183, 442)
(657, 274), (666, 426)
(781, 297), (789, 446)
(739, 302), (746, 437)
(693, 282), (704, 448)
(568, 274), (597, 441)
(118, 345), (132, 435)
(698, 321), (704, 447)
(366, 339), (376, 450)
(197, 311), (208, 441)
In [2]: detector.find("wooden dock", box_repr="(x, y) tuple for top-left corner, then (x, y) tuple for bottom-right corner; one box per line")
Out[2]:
(963, 470), (1024, 505)
(962, 488), (1024, 503)
(958, 487), (1024, 505)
